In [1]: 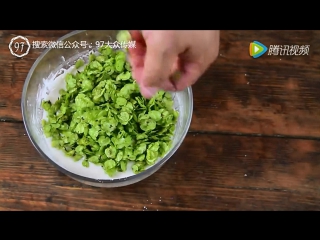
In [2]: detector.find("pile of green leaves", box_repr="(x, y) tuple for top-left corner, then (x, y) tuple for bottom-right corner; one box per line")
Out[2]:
(41, 45), (179, 177)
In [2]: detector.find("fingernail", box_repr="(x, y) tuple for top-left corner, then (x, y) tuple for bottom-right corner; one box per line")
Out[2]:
(141, 86), (158, 98)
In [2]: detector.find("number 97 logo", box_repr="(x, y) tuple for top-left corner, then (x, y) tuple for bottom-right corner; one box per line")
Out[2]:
(9, 35), (31, 58)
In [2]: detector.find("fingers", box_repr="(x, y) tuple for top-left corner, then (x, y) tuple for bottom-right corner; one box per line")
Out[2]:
(140, 43), (177, 98)
(173, 62), (202, 91)
(127, 31), (145, 84)
(172, 45), (214, 91)
(129, 30), (143, 42)
(127, 30), (220, 98)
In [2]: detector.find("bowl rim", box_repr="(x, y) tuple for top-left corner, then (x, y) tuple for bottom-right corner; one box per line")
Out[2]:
(21, 30), (193, 185)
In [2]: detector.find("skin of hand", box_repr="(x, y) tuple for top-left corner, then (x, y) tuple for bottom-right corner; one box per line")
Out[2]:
(127, 30), (220, 98)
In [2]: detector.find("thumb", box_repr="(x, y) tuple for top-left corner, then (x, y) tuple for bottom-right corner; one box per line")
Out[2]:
(173, 63), (202, 91)
(140, 46), (176, 98)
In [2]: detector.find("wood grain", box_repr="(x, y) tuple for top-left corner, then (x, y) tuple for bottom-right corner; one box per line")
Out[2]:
(1, 30), (320, 211)
(1, 30), (320, 137)
(193, 30), (320, 137)
(1, 122), (320, 211)
(0, 30), (73, 122)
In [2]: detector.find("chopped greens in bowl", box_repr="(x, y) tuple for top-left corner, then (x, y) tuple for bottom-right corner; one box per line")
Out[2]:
(22, 30), (193, 187)
(41, 45), (179, 177)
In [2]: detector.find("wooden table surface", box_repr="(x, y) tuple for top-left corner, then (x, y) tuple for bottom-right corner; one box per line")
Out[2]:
(0, 30), (320, 211)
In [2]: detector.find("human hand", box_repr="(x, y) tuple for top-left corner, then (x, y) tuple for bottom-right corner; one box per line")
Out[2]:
(127, 30), (220, 98)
